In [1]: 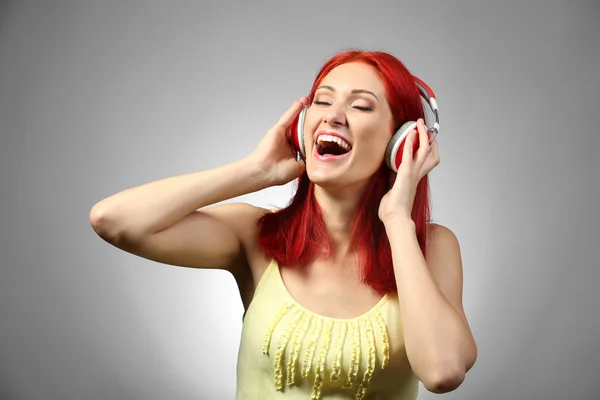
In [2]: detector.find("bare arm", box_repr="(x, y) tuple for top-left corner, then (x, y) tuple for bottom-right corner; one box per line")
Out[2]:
(89, 158), (271, 271)
(90, 157), (268, 242)
(89, 97), (308, 273)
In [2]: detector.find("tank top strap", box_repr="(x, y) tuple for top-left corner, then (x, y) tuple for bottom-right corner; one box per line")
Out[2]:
(253, 257), (277, 298)
(250, 208), (280, 297)
(242, 258), (278, 322)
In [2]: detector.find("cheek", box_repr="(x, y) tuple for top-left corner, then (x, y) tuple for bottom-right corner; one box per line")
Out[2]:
(358, 125), (391, 154)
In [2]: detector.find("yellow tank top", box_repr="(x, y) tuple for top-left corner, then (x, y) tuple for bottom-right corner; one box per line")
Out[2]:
(236, 258), (419, 399)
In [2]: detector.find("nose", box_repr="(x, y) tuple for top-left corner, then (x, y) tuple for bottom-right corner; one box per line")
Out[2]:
(322, 103), (346, 127)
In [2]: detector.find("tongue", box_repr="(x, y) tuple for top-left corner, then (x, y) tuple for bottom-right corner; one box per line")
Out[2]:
(317, 142), (349, 156)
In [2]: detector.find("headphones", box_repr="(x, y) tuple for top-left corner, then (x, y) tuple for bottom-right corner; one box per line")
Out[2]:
(288, 76), (439, 173)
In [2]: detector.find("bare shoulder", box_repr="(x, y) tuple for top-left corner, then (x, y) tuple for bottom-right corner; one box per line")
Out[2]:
(426, 222), (460, 249)
(425, 222), (463, 298)
(202, 202), (271, 249)
(204, 201), (274, 268)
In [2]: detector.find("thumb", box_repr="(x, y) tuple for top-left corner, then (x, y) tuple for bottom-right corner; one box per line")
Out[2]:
(285, 157), (306, 177)
(296, 158), (306, 174)
(296, 159), (306, 176)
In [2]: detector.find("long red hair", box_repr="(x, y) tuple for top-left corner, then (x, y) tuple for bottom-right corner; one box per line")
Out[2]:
(257, 49), (431, 293)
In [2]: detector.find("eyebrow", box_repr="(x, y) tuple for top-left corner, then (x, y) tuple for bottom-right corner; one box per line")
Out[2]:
(316, 85), (379, 102)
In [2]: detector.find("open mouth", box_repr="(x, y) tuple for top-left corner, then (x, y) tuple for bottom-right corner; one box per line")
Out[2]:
(315, 135), (352, 158)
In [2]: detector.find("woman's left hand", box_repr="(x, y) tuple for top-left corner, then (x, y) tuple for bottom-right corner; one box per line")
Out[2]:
(378, 118), (440, 224)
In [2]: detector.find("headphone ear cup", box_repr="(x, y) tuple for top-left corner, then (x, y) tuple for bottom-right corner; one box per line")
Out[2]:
(295, 106), (308, 160)
(385, 121), (417, 172)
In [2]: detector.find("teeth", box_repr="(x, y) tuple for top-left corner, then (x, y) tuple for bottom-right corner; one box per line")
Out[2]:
(316, 134), (351, 151)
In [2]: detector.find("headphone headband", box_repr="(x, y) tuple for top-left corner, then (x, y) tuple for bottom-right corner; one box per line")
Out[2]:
(413, 75), (439, 137)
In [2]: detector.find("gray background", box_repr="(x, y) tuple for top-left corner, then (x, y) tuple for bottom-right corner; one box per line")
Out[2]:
(1, 1), (598, 399)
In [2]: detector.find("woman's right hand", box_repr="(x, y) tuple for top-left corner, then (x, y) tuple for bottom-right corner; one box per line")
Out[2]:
(248, 97), (309, 186)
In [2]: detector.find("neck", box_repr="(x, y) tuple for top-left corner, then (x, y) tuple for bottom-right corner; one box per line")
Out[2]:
(312, 180), (370, 259)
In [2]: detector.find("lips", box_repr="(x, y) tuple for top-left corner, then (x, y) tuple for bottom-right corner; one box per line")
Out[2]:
(310, 130), (353, 163)
(313, 144), (351, 161)
(315, 131), (352, 148)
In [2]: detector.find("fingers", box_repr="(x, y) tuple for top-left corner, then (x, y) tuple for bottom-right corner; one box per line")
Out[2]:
(430, 138), (440, 166)
(416, 118), (430, 161)
(401, 123), (417, 164)
(400, 118), (433, 173)
(418, 136), (441, 179)
(277, 96), (309, 129)
(430, 137), (440, 159)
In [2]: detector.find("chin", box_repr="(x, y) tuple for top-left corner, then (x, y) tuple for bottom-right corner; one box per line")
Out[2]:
(305, 147), (383, 190)
(307, 167), (373, 192)
(306, 171), (343, 188)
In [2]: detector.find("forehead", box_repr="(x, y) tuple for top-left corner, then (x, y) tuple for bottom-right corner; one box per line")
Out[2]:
(319, 62), (385, 94)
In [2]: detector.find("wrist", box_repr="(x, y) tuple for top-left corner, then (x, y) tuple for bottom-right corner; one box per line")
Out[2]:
(382, 214), (415, 230)
(233, 157), (274, 191)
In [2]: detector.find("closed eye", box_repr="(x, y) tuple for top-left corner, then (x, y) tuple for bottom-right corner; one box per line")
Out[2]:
(313, 101), (371, 111)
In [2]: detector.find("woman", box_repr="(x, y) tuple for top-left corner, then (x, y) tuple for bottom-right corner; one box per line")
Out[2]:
(90, 49), (477, 399)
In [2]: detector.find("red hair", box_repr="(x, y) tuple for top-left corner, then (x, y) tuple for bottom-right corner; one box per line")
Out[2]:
(257, 49), (431, 293)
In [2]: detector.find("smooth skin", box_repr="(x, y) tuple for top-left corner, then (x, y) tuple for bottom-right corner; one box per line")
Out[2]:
(90, 62), (475, 394)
